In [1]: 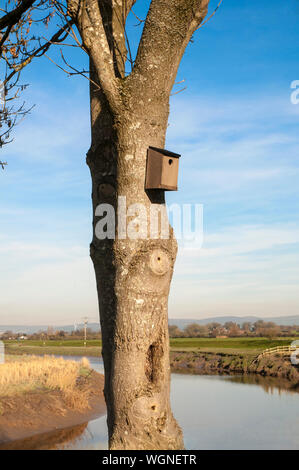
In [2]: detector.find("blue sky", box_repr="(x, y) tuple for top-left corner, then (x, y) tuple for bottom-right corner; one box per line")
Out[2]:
(0, 0), (299, 325)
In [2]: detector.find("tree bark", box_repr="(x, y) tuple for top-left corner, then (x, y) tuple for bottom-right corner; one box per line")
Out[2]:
(87, 70), (183, 449)
(65, 0), (211, 451)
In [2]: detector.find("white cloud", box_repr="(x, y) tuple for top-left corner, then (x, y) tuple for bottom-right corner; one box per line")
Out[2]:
(0, 252), (99, 325)
(169, 223), (299, 318)
(167, 95), (298, 142)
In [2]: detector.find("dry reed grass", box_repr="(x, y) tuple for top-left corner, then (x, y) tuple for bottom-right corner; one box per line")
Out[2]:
(0, 355), (91, 409)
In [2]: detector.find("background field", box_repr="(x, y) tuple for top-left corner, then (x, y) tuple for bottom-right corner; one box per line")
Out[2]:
(4, 337), (297, 357)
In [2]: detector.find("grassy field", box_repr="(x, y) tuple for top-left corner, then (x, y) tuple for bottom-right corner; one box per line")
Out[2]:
(4, 336), (297, 357)
(4, 339), (102, 347)
(169, 337), (296, 356)
(4, 339), (102, 357)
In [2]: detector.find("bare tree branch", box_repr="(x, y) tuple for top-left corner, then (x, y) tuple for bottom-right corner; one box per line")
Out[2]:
(3, 23), (72, 87)
(0, 1), (71, 148)
(122, 0), (137, 18)
(197, 0), (223, 30)
(0, 0), (35, 30)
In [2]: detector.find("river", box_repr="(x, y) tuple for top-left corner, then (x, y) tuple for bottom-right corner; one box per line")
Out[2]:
(7, 356), (299, 450)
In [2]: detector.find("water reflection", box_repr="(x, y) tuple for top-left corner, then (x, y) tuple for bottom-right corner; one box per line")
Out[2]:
(0, 423), (89, 450)
(2, 356), (299, 450)
(226, 373), (299, 396)
(173, 373), (299, 450)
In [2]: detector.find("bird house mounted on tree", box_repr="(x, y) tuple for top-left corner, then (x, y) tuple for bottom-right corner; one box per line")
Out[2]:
(145, 147), (181, 191)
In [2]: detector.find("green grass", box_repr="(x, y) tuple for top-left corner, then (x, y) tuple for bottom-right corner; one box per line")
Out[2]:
(4, 337), (297, 358)
(4, 340), (102, 357)
(4, 339), (102, 347)
(169, 337), (296, 355)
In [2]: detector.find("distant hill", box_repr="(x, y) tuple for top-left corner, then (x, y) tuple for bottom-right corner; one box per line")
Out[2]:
(169, 315), (299, 329)
(0, 323), (100, 335)
(2, 315), (299, 335)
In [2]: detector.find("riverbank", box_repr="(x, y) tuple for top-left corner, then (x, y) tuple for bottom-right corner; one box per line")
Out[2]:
(4, 338), (299, 389)
(170, 350), (299, 386)
(0, 357), (105, 447)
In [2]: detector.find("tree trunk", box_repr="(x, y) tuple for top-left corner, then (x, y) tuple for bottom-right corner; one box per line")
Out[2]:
(87, 76), (184, 450)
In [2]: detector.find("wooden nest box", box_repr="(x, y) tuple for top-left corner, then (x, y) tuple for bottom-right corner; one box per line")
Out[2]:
(145, 147), (181, 191)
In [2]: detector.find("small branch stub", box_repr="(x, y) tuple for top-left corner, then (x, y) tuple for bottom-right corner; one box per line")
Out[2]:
(145, 147), (181, 191)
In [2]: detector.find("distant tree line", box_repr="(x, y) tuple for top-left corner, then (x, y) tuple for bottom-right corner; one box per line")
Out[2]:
(0, 326), (101, 341)
(169, 320), (299, 339)
(2, 320), (299, 341)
